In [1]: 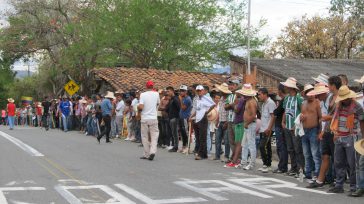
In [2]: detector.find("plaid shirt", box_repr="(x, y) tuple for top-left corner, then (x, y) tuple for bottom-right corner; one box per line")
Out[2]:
(218, 97), (228, 122)
(337, 100), (364, 136)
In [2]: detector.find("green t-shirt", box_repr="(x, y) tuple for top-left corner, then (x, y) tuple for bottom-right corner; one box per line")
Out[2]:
(283, 95), (303, 130)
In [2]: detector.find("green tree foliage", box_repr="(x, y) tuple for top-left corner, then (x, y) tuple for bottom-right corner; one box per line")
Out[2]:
(0, 0), (265, 97)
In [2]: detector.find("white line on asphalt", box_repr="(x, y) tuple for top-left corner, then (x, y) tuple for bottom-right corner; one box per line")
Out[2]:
(0, 131), (44, 157)
(0, 187), (46, 204)
(115, 184), (207, 204)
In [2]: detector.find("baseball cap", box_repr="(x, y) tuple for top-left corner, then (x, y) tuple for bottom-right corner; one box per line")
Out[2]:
(179, 85), (188, 91)
(196, 85), (204, 90)
(146, 80), (154, 88)
(228, 79), (240, 84)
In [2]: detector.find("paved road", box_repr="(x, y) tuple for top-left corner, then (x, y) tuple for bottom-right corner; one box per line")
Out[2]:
(0, 126), (362, 204)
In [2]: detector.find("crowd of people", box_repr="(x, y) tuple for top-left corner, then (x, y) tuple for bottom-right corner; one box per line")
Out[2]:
(2, 73), (364, 197)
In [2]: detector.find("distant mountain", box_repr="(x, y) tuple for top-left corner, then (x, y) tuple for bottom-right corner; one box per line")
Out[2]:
(15, 70), (34, 79)
(202, 66), (230, 74)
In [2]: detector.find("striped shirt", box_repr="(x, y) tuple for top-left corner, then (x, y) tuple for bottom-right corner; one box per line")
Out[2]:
(283, 95), (303, 130)
(226, 93), (236, 122)
(337, 101), (364, 136)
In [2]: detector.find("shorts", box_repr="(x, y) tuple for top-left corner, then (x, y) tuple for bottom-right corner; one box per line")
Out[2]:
(234, 123), (244, 143)
(321, 132), (335, 156)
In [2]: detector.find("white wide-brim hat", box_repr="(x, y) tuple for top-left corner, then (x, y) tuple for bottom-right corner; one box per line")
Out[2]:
(280, 77), (299, 90)
(104, 91), (116, 99)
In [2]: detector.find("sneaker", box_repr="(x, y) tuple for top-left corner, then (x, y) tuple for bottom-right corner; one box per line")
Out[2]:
(261, 166), (271, 173)
(273, 169), (286, 174)
(182, 148), (189, 154)
(328, 186), (344, 193)
(306, 181), (324, 188)
(287, 170), (298, 176)
(258, 165), (268, 171)
(115, 135), (119, 138)
(124, 138), (130, 141)
(348, 188), (364, 197)
(224, 162), (237, 168)
(167, 146), (174, 150)
(243, 164), (253, 170)
(168, 148), (177, 152)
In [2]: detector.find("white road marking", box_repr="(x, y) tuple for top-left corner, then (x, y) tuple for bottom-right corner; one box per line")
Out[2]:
(0, 187), (46, 204)
(55, 184), (135, 204)
(230, 178), (333, 195)
(115, 183), (207, 204)
(174, 180), (272, 200)
(0, 131), (44, 157)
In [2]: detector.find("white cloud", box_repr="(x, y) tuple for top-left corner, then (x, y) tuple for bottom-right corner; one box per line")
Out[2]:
(251, 0), (331, 40)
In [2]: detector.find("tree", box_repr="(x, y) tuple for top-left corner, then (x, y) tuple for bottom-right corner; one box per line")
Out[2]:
(0, 0), (266, 97)
(267, 15), (363, 59)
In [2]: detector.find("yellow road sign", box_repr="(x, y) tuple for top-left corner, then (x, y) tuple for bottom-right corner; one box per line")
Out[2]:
(64, 80), (80, 96)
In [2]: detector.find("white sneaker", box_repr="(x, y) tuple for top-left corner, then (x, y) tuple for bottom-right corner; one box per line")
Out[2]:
(243, 164), (254, 170)
(115, 135), (119, 138)
(261, 166), (271, 173)
(167, 146), (174, 150)
(124, 138), (130, 141)
(258, 165), (267, 171)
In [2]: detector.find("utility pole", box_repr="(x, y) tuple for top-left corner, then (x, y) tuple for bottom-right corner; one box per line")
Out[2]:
(247, 0), (251, 75)
(27, 63), (30, 77)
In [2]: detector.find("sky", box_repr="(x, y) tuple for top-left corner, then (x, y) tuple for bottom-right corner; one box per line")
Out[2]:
(0, 0), (332, 71)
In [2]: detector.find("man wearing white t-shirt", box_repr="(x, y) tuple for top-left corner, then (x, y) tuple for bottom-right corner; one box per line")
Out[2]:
(138, 80), (160, 161)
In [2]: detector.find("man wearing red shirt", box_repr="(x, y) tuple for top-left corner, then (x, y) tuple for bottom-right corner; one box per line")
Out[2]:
(7, 98), (16, 130)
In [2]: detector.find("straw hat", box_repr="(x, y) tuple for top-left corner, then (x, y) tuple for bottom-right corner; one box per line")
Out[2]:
(354, 139), (364, 155)
(115, 90), (124, 95)
(79, 98), (87, 104)
(7, 98), (14, 103)
(280, 77), (299, 90)
(236, 84), (257, 97)
(104, 91), (116, 99)
(207, 108), (218, 122)
(312, 73), (329, 85)
(307, 83), (330, 96)
(217, 83), (232, 94)
(335, 85), (357, 103)
(303, 84), (314, 94)
(354, 75), (364, 84)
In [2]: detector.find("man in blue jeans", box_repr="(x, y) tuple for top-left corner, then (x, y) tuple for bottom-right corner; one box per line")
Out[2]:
(329, 85), (364, 194)
(60, 96), (71, 132)
(300, 85), (322, 180)
(214, 83), (231, 161)
(273, 85), (288, 173)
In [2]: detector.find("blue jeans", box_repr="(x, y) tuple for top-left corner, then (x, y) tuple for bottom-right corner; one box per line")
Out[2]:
(86, 115), (95, 135)
(62, 114), (69, 132)
(275, 126), (288, 171)
(242, 122), (257, 166)
(215, 122), (229, 159)
(334, 136), (356, 190)
(8, 116), (15, 129)
(207, 122), (211, 154)
(358, 155), (364, 189)
(302, 127), (321, 178)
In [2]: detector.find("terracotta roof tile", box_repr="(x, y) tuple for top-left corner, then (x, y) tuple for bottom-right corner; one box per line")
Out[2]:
(93, 67), (228, 91)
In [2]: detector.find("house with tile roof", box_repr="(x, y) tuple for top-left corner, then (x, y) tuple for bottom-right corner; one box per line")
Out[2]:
(92, 67), (229, 93)
(230, 56), (364, 93)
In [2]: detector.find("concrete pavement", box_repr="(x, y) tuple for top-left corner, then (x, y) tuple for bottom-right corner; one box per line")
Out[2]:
(0, 125), (362, 203)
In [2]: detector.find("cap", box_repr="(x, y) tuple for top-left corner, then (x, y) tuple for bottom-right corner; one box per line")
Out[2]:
(196, 85), (204, 90)
(146, 80), (154, 88)
(228, 79), (240, 85)
(179, 85), (188, 91)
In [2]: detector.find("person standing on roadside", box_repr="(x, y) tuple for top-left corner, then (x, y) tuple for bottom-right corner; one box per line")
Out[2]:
(97, 91), (115, 144)
(42, 96), (51, 131)
(179, 85), (192, 153)
(166, 86), (180, 152)
(258, 88), (276, 173)
(6, 98), (16, 130)
(60, 96), (71, 132)
(138, 81), (160, 161)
